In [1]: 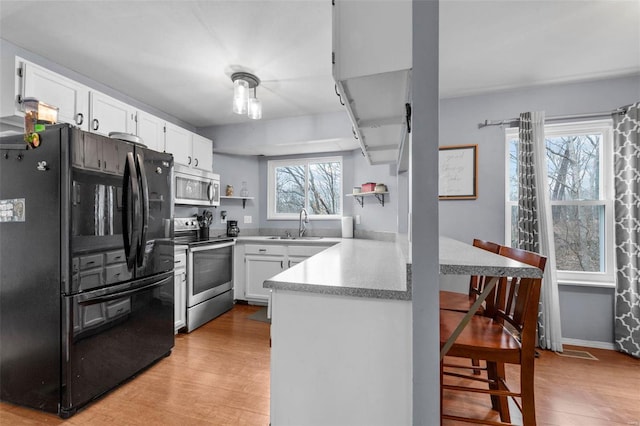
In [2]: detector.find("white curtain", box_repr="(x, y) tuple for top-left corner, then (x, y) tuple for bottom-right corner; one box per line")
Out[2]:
(517, 111), (563, 352)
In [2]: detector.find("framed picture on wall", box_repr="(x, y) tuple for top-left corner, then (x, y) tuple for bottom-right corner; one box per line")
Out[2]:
(438, 144), (478, 200)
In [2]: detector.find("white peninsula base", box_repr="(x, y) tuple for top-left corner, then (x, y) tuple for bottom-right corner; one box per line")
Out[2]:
(269, 289), (412, 426)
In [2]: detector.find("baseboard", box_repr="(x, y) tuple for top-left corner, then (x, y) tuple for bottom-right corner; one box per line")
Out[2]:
(562, 338), (615, 350)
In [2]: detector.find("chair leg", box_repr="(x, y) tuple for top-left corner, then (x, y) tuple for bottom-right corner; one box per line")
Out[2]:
(521, 360), (537, 426)
(487, 361), (511, 423)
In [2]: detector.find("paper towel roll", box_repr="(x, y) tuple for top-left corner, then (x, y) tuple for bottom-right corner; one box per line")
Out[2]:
(341, 216), (353, 238)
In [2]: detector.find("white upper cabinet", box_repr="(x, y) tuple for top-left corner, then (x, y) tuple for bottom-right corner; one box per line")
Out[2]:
(332, 0), (411, 81)
(332, 0), (412, 167)
(19, 58), (89, 130)
(136, 110), (165, 152)
(165, 122), (213, 171)
(165, 122), (192, 165)
(89, 91), (136, 136)
(191, 133), (213, 171)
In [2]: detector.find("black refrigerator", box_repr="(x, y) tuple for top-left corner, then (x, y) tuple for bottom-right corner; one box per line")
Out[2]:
(0, 124), (174, 417)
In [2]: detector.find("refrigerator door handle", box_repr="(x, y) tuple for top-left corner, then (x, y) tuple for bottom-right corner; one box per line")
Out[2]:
(78, 276), (172, 305)
(122, 152), (140, 270)
(135, 153), (149, 267)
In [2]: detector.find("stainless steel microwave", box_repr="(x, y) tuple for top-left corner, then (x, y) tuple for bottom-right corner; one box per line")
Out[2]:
(174, 164), (220, 207)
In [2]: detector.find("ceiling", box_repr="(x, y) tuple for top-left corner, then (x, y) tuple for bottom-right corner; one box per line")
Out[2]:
(0, 0), (638, 131)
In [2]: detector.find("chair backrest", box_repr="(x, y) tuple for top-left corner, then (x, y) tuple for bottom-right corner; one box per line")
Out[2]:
(468, 239), (502, 298)
(495, 246), (547, 352)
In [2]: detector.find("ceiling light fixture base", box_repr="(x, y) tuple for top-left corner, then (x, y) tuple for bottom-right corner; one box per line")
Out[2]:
(231, 72), (260, 89)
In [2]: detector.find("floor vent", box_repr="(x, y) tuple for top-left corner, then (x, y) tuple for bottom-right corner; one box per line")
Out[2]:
(556, 349), (599, 360)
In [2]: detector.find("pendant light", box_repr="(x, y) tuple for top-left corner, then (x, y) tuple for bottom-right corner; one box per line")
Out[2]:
(231, 72), (262, 119)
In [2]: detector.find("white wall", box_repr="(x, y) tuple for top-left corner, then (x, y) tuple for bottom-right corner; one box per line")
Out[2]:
(438, 74), (640, 345)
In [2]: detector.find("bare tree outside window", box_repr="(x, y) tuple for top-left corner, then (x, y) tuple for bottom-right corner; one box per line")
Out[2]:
(271, 158), (342, 217)
(508, 133), (605, 273)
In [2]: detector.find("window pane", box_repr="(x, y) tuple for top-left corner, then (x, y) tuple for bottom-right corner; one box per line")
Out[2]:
(275, 165), (305, 214)
(552, 205), (604, 272)
(307, 161), (341, 215)
(508, 138), (518, 202)
(546, 134), (601, 201)
(510, 205), (518, 247)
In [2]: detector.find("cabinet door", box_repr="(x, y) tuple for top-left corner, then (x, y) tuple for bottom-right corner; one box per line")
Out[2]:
(165, 122), (192, 166)
(89, 91), (136, 136)
(332, 0), (412, 80)
(191, 133), (213, 171)
(21, 60), (89, 130)
(83, 132), (103, 171)
(101, 138), (120, 174)
(245, 255), (284, 302)
(174, 267), (186, 332)
(137, 110), (165, 152)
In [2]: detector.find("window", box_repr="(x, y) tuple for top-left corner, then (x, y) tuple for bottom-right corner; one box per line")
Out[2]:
(267, 156), (342, 220)
(505, 120), (615, 286)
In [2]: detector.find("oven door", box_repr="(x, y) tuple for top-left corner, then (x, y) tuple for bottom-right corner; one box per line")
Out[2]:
(187, 241), (234, 307)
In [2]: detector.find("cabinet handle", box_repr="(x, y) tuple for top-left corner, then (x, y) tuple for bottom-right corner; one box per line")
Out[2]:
(259, 249), (267, 252)
(280, 261), (284, 269)
(194, 158), (199, 167)
(76, 113), (84, 125)
(288, 260), (291, 268)
(92, 118), (99, 131)
(98, 159), (101, 168)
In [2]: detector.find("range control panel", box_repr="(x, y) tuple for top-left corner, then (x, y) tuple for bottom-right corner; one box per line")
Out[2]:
(174, 217), (200, 232)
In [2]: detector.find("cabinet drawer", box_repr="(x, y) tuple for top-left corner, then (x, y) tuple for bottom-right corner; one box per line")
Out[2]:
(245, 244), (287, 256)
(79, 254), (104, 270)
(106, 298), (131, 319)
(105, 250), (126, 265)
(104, 263), (132, 285)
(78, 268), (103, 291)
(174, 252), (187, 268)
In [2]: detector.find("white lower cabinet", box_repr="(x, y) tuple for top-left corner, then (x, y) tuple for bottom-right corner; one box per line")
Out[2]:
(244, 245), (286, 304)
(174, 248), (187, 333)
(236, 242), (335, 304)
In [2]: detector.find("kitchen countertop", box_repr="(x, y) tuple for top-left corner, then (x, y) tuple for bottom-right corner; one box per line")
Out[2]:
(264, 238), (411, 300)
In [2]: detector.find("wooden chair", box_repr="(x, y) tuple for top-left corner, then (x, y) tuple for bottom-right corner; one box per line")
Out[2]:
(440, 239), (501, 315)
(440, 246), (546, 426)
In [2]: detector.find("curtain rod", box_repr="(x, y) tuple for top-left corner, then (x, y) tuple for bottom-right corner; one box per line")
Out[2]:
(478, 105), (631, 129)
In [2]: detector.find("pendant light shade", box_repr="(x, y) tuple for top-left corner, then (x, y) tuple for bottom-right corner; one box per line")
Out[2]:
(232, 78), (249, 115)
(247, 92), (262, 120)
(231, 72), (262, 119)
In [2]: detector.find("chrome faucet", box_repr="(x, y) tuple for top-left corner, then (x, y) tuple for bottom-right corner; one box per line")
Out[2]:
(298, 208), (309, 237)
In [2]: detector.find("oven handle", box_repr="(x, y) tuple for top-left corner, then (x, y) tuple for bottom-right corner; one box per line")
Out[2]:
(78, 276), (172, 306)
(188, 241), (236, 253)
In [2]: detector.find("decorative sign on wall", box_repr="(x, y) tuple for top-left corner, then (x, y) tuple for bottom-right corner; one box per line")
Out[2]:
(438, 144), (478, 200)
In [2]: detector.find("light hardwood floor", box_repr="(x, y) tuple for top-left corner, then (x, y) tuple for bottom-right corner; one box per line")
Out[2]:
(1, 304), (639, 425)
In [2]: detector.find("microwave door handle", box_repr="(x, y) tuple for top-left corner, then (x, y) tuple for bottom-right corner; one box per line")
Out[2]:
(122, 152), (140, 270)
(135, 153), (149, 267)
(207, 182), (214, 202)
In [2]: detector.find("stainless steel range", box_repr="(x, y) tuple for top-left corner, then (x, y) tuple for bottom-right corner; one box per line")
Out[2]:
(174, 217), (235, 332)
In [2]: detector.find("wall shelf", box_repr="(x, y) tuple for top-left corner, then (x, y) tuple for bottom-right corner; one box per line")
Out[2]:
(220, 195), (255, 209)
(346, 191), (388, 207)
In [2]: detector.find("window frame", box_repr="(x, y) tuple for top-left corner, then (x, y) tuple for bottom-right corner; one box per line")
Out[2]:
(504, 119), (615, 287)
(267, 156), (343, 221)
